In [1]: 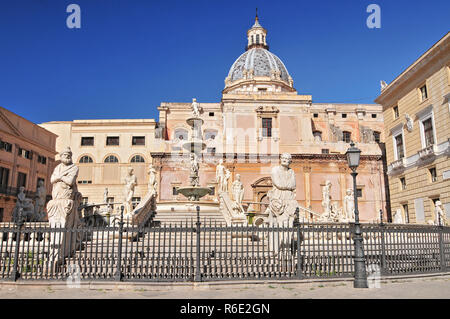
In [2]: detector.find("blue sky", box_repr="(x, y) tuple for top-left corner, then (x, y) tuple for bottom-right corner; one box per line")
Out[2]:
(0, 0), (449, 124)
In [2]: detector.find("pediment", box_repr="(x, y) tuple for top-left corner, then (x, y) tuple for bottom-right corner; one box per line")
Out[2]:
(0, 110), (22, 137)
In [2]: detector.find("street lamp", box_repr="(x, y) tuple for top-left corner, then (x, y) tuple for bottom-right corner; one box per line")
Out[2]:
(345, 141), (368, 288)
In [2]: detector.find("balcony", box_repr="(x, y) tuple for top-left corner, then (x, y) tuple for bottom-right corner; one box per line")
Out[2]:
(387, 158), (406, 175)
(418, 144), (437, 160)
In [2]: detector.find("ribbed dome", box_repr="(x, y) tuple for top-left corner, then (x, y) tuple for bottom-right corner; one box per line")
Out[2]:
(227, 48), (291, 85)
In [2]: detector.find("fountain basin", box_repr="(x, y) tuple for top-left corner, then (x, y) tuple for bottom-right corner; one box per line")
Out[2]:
(183, 139), (206, 152)
(176, 186), (212, 201)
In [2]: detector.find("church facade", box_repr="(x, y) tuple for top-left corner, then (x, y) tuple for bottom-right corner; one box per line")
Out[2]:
(41, 17), (388, 222)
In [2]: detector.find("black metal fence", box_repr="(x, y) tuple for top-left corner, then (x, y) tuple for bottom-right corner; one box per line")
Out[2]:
(0, 214), (449, 282)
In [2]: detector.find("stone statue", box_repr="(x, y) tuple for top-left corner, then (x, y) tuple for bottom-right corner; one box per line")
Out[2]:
(147, 164), (158, 195)
(223, 169), (231, 193)
(12, 186), (35, 223)
(33, 180), (47, 221)
(216, 159), (226, 193)
(405, 114), (413, 132)
(380, 80), (388, 91)
(435, 201), (447, 226)
(321, 180), (332, 218)
(393, 208), (404, 224)
(124, 167), (137, 216)
(343, 188), (355, 222)
(46, 147), (82, 259)
(191, 98), (200, 117)
(189, 153), (199, 187)
(103, 188), (108, 204)
(232, 174), (244, 205)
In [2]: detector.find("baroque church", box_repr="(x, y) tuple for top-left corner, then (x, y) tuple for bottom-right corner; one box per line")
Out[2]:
(40, 16), (388, 222)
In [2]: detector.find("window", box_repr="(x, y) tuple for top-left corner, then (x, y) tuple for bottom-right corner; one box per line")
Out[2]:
(422, 118), (434, 147)
(104, 155), (119, 163)
(130, 155), (145, 163)
(356, 188), (363, 198)
(420, 84), (428, 101)
(209, 112), (214, 117)
(0, 208), (3, 222)
(395, 134), (404, 159)
(321, 149), (329, 154)
(132, 136), (145, 146)
(262, 118), (272, 137)
(400, 177), (406, 190)
(17, 172), (26, 188)
(77, 180), (92, 184)
(256, 34), (260, 44)
(79, 155), (93, 163)
(402, 204), (410, 223)
(313, 113), (319, 118)
(342, 131), (351, 143)
(209, 187), (215, 196)
(341, 113), (347, 118)
(172, 187), (178, 195)
(0, 167), (10, 189)
(37, 155), (47, 165)
(0, 140), (12, 152)
(106, 136), (119, 146)
(373, 131), (381, 143)
(18, 148), (32, 160)
(258, 88), (267, 92)
(81, 137), (94, 146)
(429, 167), (437, 182)
(313, 131), (322, 141)
(371, 114), (377, 118)
(393, 106), (399, 119)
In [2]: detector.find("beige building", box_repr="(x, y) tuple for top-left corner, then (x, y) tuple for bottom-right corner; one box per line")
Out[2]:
(375, 32), (450, 224)
(40, 119), (163, 211)
(0, 106), (57, 221)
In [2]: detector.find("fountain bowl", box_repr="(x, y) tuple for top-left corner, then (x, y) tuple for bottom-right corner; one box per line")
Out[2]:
(176, 186), (212, 201)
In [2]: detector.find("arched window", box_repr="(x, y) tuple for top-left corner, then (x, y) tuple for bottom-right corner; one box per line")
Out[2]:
(130, 155), (145, 163)
(313, 131), (322, 142)
(79, 155), (93, 163)
(251, 35), (254, 44)
(104, 155), (119, 163)
(342, 131), (352, 143)
(256, 34), (260, 44)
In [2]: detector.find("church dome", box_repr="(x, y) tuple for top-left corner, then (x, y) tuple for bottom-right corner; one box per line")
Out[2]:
(227, 48), (291, 84)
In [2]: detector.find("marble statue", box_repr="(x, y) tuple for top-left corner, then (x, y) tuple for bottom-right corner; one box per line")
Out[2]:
(191, 98), (200, 117)
(380, 80), (388, 91)
(405, 114), (413, 132)
(393, 209), (404, 224)
(435, 201), (447, 226)
(147, 164), (158, 195)
(321, 180), (332, 218)
(46, 147), (82, 259)
(216, 159), (226, 193)
(223, 169), (231, 193)
(33, 180), (47, 221)
(124, 167), (137, 216)
(189, 153), (199, 187)
(12, 186), (35, 223)
(232, 174), (244, 205)
(343, 188), (355, 222)
(103, 188), (108, 204)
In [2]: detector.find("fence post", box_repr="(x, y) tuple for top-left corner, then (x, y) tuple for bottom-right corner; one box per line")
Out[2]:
(195, 205), (201, 282)
(10, 209), (24, 281)
(379, 221), (388, 276)
(438, 225), (446, 272)
(293, 208), (303, 279)
(115, 206), (124, 281)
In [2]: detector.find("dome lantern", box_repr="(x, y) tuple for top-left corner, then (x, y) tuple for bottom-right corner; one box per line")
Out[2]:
(247, 10), (268, 50)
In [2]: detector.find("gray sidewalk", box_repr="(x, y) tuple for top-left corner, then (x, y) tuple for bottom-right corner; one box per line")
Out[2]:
(1, 274), (450, 299)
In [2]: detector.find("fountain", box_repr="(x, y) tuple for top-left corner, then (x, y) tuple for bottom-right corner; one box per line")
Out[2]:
(176, 98), (213, 201)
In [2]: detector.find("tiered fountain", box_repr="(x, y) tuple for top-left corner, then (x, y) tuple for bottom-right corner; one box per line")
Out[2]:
(176, 98), (212, 201)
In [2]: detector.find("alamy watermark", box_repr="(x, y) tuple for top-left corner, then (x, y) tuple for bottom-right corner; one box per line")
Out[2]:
(367, 263), (381, 288)
(66, 4), (81, 29)
(66, 264), (81, 288)
(366, 4), (381, 29)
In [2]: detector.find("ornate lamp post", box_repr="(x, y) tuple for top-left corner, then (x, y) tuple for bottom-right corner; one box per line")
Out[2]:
(345, 141), (368, 288)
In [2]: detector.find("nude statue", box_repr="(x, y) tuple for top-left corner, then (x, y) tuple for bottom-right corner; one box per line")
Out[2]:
(191, 98), (200, 117)
(124, 167), (137, 216)
(216, 159), (226, 193)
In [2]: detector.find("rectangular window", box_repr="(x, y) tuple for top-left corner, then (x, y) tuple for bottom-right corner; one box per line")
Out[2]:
(373, 131), (381, 143)
(420, 84), (428, 101)
(402, 204), (410, 223)
(81, 137), (94, 146)
(37, 155), (47, 165)
(0, 167), (10, 189)
(77, 180), (92, 184)
(172, 187), (178, 195)
(429, 167), (437, 182)
(209, 112), (215, 117)
(17, 172), (26, 188)
(393, 106), (399, 119)
(0, 140), (12, 152)
(18, 148), (32, 160)
(371, 114), (377, 118)
(262, 118), (272, 137)
(356, 188), (363, 198)
(341, 113), (347, 118)
(400, 177), (406, 190)
(321, 149), (329, 154)
(106, 136), (119, 146)
(132, 136), (145, 146)
(343, 131), (351, 143)
(313, 113), (319, 118)
(422, 118), (434, 147)
(395, 134), (404, 159)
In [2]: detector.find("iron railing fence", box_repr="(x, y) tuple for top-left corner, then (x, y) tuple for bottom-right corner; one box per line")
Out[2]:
(0, 218), (449, 282)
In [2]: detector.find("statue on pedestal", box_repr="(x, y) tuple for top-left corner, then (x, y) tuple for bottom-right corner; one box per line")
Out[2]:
(216, 159), (226, 193)
(33, 180), (47, 221)
(191, 98), (200, 117)
(343, 188), (355, 222)
(12, 186), (35, 223)
(231, 174), (245, 215)
(148, 164), (158, 195)
(124, 167), (137, 216)
(223, 169), (231, 193)
(435, 201), (447, 226)
(103, 188), (108, 204)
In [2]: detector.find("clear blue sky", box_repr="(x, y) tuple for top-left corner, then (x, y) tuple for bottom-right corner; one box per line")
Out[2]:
(0, 0), (449, 124)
